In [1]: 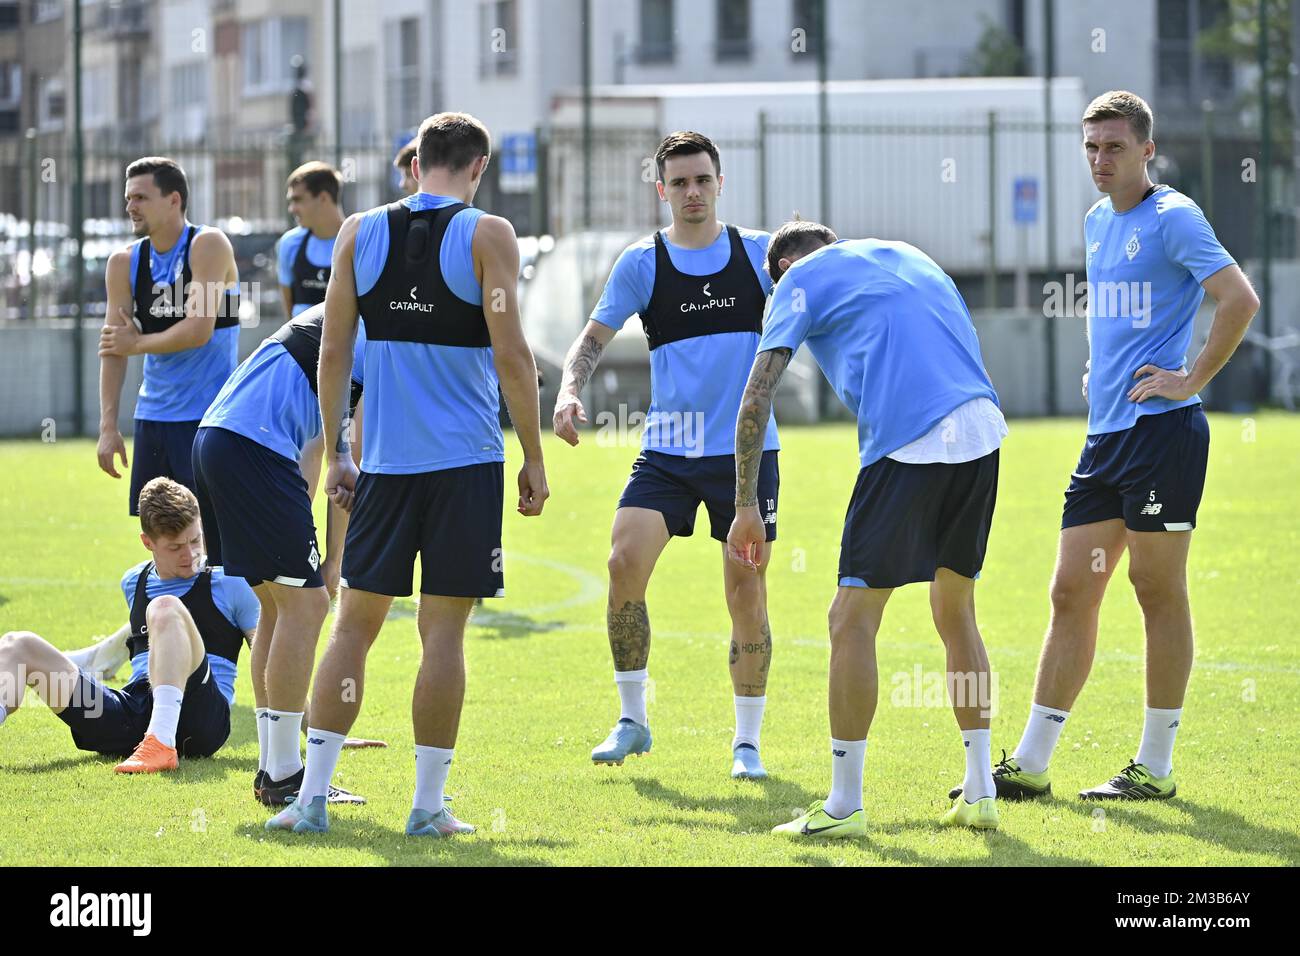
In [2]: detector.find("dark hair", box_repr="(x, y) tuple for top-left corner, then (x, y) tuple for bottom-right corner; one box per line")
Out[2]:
(655, 131), (721, 181)
(1083, 90), (1154, 144)
(287, 161), (342, 203)
(394, 137), (419, 172)
(416, 112), (491, 174)
(125, 156), (189, 212)
(767, 217), (837, 281)
(138, 477), (200, 540)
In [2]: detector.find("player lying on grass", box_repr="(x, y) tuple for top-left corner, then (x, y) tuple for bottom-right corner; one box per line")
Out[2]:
(728, 220), (1009, 836)
(194, 301), (381, 807)
(0, 478), (255, 773)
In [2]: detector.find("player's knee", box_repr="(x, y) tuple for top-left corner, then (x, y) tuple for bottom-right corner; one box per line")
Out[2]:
(145, 594), (186, 628)
(725, 576), (765, 617)
(0, 631), (39, 662)
(606, 546), (646, 588)
(1049, 572), (1103, 616)
(827, 595), (865, 643)
(1127, 565), (1187, 609)
(930, 596), (975, 639)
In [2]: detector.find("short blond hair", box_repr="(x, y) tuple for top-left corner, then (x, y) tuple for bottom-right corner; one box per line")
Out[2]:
(1083, 90), (1154, 143)
(138, 477), (200, 540)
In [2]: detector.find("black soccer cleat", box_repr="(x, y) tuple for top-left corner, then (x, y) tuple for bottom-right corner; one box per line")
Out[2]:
(948, 750), (1052, 801)
(1078, 760), (1175, 801)
(258, 767), (367, 807)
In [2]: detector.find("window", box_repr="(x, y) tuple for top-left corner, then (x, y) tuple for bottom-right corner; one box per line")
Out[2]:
(715, 0), (751, 61)
(341, 45), (376, 144)
(479, 0), (518, 77)
(170, 61), (207, 109)
(33, 0), (63, 23)
(80, 64), (110, 128)
(1156, 0), (1232, 103)
(384, 19), (420, 137)
(241, 17), (308, 97)
(0, 3), (19, 30)
(790, 0), (824, 59)
(637, 0), (674, 64)
(0, 62), (19, 106)
(38, 76), (64, 130)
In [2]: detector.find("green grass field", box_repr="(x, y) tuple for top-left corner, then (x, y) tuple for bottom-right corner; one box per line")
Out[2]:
(0, 414), (1297, 867)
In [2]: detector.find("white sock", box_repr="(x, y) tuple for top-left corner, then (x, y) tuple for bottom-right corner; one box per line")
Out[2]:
(823, 737), (867, 819)
(961, 728), (995, 801)
(299, 727), (346, 804)
(414, 745), (455, 815)
(615, 669), (648, 726)
(733, 695), (766, 750)
(266, 709), (305, 782)
(146, 684), (184, 749)
(254, 707), (269, 772)
(1135, 706), (1182, 778)
(1012, 703), (1070, 774)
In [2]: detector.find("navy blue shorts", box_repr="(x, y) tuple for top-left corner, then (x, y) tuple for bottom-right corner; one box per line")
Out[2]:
(341, 462), (505, 598)
(1062, 405), (1209, 533)
(192, 425), (323, 588)
(129, 419), (200, 516)
(618, 450), (779, 542)
(839, 450), (999, 589)
(55, 655), (231, 758)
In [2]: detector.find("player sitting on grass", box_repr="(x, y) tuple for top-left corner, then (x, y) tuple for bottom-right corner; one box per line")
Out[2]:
(0, 478), (255, 772)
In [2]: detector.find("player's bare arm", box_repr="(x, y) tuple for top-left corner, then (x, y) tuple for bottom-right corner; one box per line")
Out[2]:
(97, 249), (135, 478)
(1128, 264), (1260, 403)
(474, 213), (549, 517)
(319, 214), (363, 512)
(728, 347), (790, 571)
(554, 320), (616, 446)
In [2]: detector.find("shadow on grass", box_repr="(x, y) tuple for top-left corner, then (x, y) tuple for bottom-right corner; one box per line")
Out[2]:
(386, 598), (564, 640)
(623, 775), (826, 834)
(1061, 798), (1300, 865)
(238, 820), (572, 866)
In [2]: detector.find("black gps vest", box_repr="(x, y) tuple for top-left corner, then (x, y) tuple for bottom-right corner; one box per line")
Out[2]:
(290, 231), (331, 309)
(270, 309), (364, 409)
(132, 226), (241, 335)
(126, 562), (247, 666)
(355, 201), (488, 347)
(638, 225), (767, 351)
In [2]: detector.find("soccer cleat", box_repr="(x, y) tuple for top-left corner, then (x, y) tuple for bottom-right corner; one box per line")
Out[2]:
(731, 743), (768, 780)
(949, 750), (1052, 801)
(1079, 760), (1176, 801)
(591, 718), (652, 765)
(940, 796), (1000, 830)
(259, 767), (368, 806)
(772, 800), (866, 839)
(67, 631), (131, 682)
(114, 733), (179, 774)
(265, 795), (329, 833)
(406, 807), (476, 838)
(253, 769), (267, 801)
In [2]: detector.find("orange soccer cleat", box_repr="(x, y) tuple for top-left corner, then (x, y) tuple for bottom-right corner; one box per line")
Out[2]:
(114, 733), (179, 774)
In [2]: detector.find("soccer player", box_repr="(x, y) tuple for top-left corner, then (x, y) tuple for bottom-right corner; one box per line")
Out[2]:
(394, 138), (419, 197)
(267, 112), (548, 837)
(0, 478), (256, 772)
(961, 91), (1258, 803)
(194, 301), (370, 805)
(553, 131), (779, 780)
(97, 156), (241, 510)
(728, 220), (1008, 835)
(278, 162), (345, 319)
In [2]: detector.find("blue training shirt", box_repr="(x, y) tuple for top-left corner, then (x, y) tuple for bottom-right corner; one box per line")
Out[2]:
(591, 224), (779, 458)
(1084, 185), (1235, 435)
(353, 192), (504, 475)
(130, 224), (240, 422)
(277, 226), (336, 317)
(759, 238), (1000, 468)
(120, 561), (260, 705)
(200, 322), (367, 463)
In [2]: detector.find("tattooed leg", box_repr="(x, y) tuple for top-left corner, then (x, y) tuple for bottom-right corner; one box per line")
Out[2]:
(606, 507), (671, 671)
(723, 540), (773, 696)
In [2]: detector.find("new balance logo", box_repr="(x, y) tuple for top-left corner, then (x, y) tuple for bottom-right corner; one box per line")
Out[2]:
(1043, 713), (1066, 723)
(832, 749), (847, 757)
(307, 737), (325, 745)
(1140, 503), (1163, 515)
(1168, 720), (1180, 729)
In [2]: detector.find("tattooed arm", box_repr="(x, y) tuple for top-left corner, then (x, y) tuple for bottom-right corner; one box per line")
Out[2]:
(727, 348), (791, 570)
(554, 320), (617, 446)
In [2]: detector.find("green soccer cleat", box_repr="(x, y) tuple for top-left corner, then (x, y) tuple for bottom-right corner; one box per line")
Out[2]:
(1079, 760), (1176, 801)
(771, 800), (866, 839)
(949, 750), (1051, 801)
(940, 796), (1000, 830)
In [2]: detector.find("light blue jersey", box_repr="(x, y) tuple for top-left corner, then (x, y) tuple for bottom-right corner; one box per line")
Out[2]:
(120, 562), (259, 705)
(277, 226), (335, 317)
(591, 224), (779, 458)
(1084, 185), (1235, 434)
(200, 323), (366, 463)
(130, 224), (240, 422)
(353, 192), (503, 475)
(759, 239), (999, 468)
